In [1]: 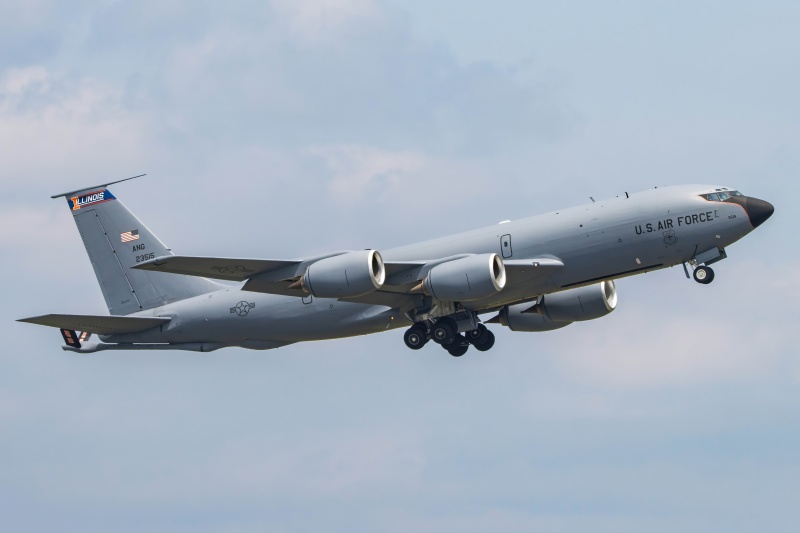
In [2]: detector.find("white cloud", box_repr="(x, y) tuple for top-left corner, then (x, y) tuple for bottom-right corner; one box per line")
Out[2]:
(306, 144), (492, 220)
(0, 206), (69, 247)
(0, 66), (148, 189)
(1, 2), (799, 532)
(545, 261), (800, 389)
(0, 66), (50, 95)
(270, 0), (383, 46)
(311, 144), (423, 204)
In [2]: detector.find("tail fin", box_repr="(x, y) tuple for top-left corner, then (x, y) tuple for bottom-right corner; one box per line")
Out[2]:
(54, 176), (220, 315)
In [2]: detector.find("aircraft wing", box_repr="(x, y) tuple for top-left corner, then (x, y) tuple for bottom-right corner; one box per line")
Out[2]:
(134, 253), (564, 308)
(340, 257), (564, 308)
(241, 259), (431, 301)
(134, 253), (430, 298)
(133, 255), (304, 281)
(18, 314), (170, 335)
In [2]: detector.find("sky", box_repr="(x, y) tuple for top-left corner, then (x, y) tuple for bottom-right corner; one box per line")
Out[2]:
(1, 1), (799, 531)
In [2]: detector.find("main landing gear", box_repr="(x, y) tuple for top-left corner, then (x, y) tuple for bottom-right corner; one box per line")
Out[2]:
(404, 318), (495, 357)
(403, 324), (429, 350)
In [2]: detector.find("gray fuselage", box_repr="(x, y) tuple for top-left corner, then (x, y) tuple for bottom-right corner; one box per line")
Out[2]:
(103, 185), (761, 349)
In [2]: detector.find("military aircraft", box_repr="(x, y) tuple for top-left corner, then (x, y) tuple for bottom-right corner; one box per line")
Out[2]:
(19, 176), (773, 356)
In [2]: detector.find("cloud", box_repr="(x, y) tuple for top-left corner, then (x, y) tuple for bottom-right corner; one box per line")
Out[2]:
(65, 0), (573, 155)
(1, 2), (799, 533)
(0, 2), (75, 66)
(528, 260), (800, 390)
(309, 144), (490, 213)
(271, 0), (384, 46)
(313, 144), (426, 204)
(0, 66), (148, 195)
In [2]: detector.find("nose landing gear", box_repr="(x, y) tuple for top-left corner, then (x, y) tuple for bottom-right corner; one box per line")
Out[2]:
(685, 247), (726, 285)
(693, 265), (715, 284)
(404, 319), (495, 357)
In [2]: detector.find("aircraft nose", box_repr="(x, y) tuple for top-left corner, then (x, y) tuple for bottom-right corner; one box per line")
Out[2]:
(745, 197), (774, 228)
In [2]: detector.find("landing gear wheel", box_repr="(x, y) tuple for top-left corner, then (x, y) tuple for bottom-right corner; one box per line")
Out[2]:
(431, 317), (457, 345)
(447, 334), (469, 357)
(404, 325), (428, 350)
(472, 330), (495, 352)
(466, 324), (489, 345)
(693, 265), (715, 284)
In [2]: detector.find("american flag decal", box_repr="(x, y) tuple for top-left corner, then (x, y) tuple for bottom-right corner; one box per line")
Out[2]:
(121, 229), (140, 243)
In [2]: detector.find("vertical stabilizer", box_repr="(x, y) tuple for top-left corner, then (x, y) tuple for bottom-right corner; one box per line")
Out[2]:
(57, 180), (220, 315)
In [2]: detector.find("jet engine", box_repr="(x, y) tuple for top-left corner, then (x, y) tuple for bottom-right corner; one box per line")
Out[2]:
(496, 280), (617, 332)
(300, 250), (385, 298)
(496, 307), (571, 332)
(418, 253), (506, 302)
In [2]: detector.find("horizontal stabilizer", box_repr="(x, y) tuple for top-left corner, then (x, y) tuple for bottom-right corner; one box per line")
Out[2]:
(51, 174), (146, 199)
(18, 314), (170, 335)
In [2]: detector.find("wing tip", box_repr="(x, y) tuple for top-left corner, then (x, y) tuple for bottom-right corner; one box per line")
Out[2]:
(17, 314), (50, 325)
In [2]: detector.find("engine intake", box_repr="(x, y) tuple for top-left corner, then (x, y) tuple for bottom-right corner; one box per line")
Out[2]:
(421, 253), (506, 302)
(301, 250), (385, 298)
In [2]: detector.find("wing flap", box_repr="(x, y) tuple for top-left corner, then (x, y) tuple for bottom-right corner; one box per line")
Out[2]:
(18, 314), (171, 335)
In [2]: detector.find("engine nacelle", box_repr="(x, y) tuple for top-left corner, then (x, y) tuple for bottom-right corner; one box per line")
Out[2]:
(301, 250), (385, 298)
(422, 253), (506, 302)
(496, 280), (617, 332)
(497, 304), (572, 332)
(538, 280), (617, 322)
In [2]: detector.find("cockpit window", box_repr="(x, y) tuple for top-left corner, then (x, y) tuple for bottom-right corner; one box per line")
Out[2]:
(701, 190), (744, 201)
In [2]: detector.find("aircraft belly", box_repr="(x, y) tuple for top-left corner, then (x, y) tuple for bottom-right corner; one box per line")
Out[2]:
(103, 289), (398, 345)
(238, 299), (400, 342)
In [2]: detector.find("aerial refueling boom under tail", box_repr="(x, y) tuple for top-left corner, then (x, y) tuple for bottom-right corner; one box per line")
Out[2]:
(19, 177), (774, 357)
